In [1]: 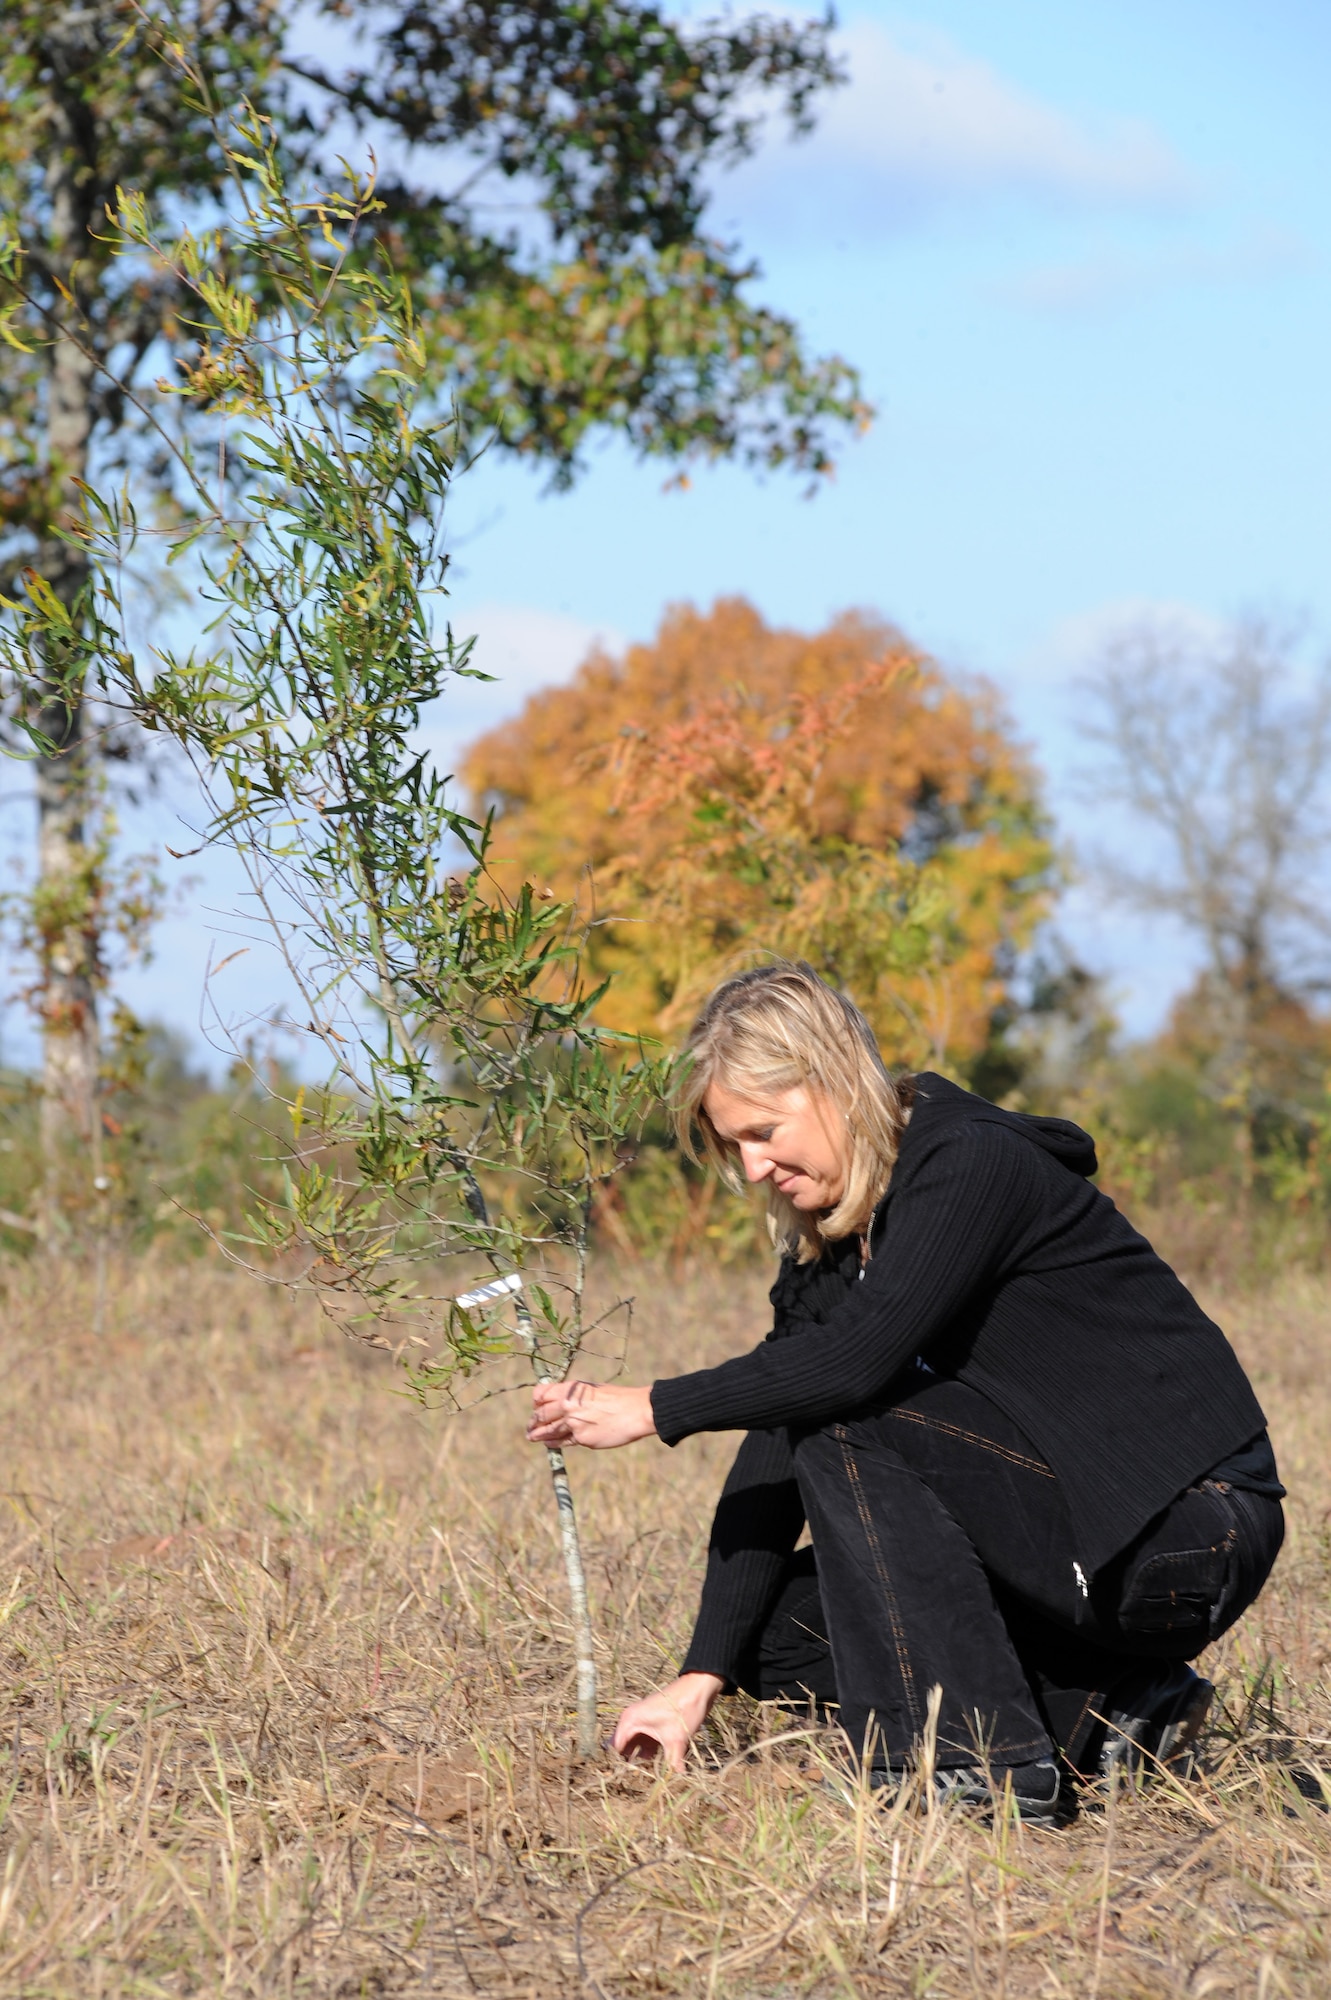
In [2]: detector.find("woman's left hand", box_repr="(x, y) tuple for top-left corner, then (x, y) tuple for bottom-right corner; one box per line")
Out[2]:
(526, 1380), (656, 1450)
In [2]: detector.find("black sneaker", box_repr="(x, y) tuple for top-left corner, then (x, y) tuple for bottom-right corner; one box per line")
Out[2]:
(1098, 1663), (1214, 1782)
(929, 1758), (1064, 1824)
(827, 1757), (1063, 1824)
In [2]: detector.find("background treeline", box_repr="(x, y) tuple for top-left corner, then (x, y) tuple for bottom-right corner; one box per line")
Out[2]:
(4, 596), (1327, 1285)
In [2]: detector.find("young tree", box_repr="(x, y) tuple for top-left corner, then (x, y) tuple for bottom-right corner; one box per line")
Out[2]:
(0, 0), (866, 1233)
(2, 106), (663, 1758)
(1078, 612), (1331, 1176)
(465, 599), (1056, 1070)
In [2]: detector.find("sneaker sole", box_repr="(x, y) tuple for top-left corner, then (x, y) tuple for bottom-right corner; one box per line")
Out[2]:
(1101, 1676), (1214, 1784)
(822, 1770), (1065, 1824)
(1157, 1677), (1214, 1775)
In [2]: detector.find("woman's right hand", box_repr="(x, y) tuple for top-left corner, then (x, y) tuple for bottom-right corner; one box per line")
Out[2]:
(611, 1672), (725, 1773)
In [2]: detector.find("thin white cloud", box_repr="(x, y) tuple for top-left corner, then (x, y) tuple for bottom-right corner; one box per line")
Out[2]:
(1025, 599), (1230, 690)
(830, 21), (1192, 201)
(1000, 226), (1311, 312)
(725, 19), (1194, 228)
(455, 603), (621, 700)
(419, 602), (625, 781)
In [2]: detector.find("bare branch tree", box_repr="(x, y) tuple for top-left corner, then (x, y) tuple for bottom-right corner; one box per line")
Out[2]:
(1077, 612), (1331, 1158)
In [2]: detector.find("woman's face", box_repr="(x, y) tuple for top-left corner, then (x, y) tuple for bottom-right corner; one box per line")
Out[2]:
(703, 1081), (848, 1212)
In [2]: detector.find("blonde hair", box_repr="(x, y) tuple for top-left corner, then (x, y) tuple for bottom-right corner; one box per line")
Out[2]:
(673, 961), (913, 1262)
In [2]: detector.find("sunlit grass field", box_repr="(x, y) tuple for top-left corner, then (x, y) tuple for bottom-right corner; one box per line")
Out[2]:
(0, 1250), (1328, 1996)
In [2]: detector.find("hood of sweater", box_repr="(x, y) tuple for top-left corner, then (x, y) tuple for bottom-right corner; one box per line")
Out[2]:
(907, 1071), (1099, 1180)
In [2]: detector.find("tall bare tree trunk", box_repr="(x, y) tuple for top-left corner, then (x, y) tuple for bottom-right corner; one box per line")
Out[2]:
(36, 21), (100, 1244)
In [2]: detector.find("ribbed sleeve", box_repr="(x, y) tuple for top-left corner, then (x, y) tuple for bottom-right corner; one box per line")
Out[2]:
(678, 1428), (805, 1685)
(651, 1124), (1032, 1443)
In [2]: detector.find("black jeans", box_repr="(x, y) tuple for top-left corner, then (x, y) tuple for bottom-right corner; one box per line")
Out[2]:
(732, 1376), (1283, 1773)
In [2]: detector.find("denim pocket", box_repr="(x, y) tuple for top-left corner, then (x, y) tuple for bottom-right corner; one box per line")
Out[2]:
(1117, 1541), (1229, 1637)
(1115, 1482), (1237, 1640)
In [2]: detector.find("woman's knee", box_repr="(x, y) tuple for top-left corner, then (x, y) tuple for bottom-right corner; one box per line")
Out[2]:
(790, 1419), (861, 1496)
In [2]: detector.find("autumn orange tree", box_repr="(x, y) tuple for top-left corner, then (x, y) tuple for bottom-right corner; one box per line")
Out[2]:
(464, 599), (1056, 1074)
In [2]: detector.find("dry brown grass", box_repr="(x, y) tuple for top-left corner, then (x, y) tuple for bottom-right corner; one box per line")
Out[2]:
(0, 1252), (1329, 1997)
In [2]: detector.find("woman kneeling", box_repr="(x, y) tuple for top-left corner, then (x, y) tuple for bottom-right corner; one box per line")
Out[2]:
(527, 962), (1284, 1821)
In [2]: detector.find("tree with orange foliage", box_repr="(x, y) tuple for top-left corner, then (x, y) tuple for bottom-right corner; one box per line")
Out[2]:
(464, 599), (1055, 1073)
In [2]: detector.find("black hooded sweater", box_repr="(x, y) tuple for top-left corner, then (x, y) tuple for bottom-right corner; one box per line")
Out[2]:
(650, 1074), (1271, 1685)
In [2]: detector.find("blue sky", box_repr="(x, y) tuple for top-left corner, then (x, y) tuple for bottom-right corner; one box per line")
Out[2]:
(431, 0), (1331, 1036)
(7, 0), (1327, 1070)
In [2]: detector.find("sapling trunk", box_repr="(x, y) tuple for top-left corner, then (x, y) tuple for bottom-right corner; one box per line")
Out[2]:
(515, 1293), (599, 1760)
(456, 1264), (598, 1759)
